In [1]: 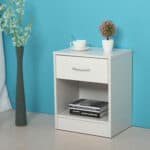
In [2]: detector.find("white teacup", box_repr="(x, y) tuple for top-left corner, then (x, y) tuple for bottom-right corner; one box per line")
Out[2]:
(70, 40), (86, 50)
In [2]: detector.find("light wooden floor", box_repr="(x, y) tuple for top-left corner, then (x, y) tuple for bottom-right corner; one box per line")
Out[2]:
(0, 111), (150, 150)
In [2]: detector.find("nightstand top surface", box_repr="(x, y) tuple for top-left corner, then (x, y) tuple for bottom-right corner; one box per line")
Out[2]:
(54, 47), (132, 59)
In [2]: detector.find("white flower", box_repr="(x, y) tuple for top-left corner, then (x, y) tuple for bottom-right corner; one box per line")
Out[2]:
(16, 8), (24, 15)
(0, 0), (32, 47)
(3, 12), (9, 19)
(0, 4), (6, 11)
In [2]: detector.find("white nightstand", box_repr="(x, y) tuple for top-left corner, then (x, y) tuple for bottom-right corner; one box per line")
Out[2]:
(53, 47), (132, 138)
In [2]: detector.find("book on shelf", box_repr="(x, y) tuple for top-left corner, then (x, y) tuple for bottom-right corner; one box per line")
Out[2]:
(68, 99), (108, 118)
(69, 106), (107, 113)
(69, 109), (108, 118)
(69, 99), (108, 110)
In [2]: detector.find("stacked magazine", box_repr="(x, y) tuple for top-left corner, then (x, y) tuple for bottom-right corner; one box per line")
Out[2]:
(68, 99), (108, 118)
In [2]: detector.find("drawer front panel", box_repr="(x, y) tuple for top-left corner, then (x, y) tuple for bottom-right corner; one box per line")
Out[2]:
(56, 55), (108, 83)
(56, 117), (110, 137)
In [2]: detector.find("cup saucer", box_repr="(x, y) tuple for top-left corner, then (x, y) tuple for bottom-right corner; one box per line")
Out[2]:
(70, 46), (90, 51)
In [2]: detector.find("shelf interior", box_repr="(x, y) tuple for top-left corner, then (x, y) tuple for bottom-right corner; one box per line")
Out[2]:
(56, 79), (109, 122)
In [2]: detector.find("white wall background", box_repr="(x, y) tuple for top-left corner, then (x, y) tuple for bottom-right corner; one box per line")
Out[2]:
(0, 32), (11, 112)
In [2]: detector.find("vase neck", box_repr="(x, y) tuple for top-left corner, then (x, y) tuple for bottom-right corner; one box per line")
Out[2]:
(16, 46), (24, 51)
(16, 46), (24, 62)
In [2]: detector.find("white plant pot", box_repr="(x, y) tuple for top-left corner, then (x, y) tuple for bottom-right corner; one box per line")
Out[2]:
(102, 39), (114, 54)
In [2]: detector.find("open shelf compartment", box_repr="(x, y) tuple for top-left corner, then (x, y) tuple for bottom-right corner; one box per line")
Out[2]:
(55, 79), (109, 123)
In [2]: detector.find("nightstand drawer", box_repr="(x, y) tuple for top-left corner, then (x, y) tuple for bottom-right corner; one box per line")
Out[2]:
(55, 55), (108, 83)
(56, 117), (110, 137)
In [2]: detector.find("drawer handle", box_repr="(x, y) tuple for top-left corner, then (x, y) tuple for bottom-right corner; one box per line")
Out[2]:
(72, 67), (91, 72)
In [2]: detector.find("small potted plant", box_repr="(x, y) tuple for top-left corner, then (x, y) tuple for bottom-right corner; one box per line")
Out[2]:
(100, 20), (116, 54)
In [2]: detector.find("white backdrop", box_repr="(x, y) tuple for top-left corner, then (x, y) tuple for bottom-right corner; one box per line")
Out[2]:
(0, 32), (11, 112)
